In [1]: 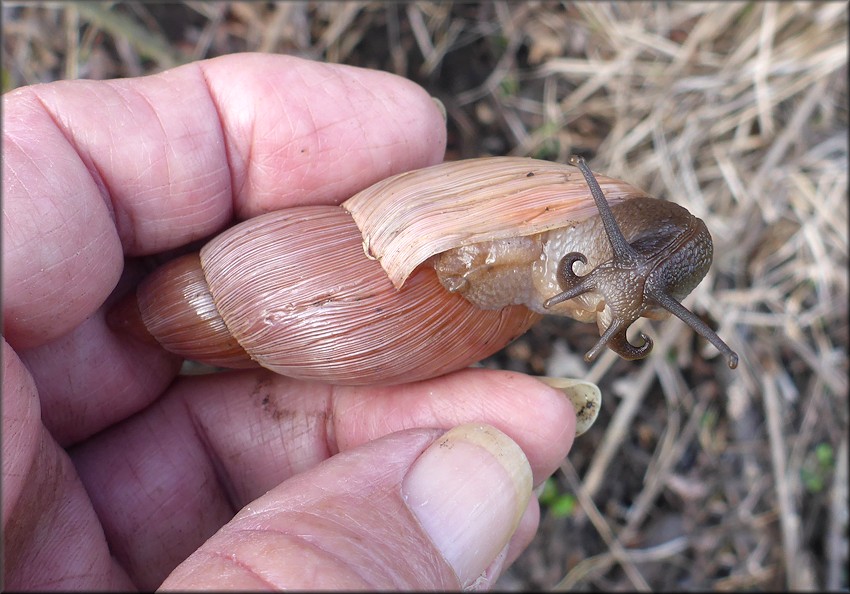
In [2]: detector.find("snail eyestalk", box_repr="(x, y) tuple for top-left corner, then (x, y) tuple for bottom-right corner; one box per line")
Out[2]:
(545, 155), (739, 369)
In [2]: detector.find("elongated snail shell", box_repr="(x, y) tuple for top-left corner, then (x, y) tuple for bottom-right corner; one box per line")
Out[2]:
(109, 157), (737, 385)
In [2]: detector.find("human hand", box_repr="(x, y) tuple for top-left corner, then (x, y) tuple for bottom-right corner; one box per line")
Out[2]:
(2, 53), (577, 590)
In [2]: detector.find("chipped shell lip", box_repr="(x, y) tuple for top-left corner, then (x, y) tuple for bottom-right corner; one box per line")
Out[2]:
(535, 376), (601, 437)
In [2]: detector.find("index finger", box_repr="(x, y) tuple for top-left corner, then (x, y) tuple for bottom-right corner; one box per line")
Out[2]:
(2, 53), (446, 349)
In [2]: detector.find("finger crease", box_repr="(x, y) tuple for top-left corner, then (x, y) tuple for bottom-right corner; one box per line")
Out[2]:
(195, 63), (243, 217)
(30, 91), (130, 248)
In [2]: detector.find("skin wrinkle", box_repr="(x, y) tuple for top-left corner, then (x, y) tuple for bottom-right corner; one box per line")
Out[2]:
(212, 68), (289, 214)
(3, 130), (116, 337)
(204, 528), (376, 590)
(27, 87), (126, 252)
(12, 437), (115, 590)
(171, 375), (338, 511)
(259, 381), (337, 489)
(294, 66), (366, 173)
(226, 113), (255, 216)
(275, 99), (327, 204)
(279, 408), (323, 482)
(254, 522), (369, 569)
(325, 384), (341, 458)
(358, 93), (410, 178)
(135, 84), (172, 191)
(246, 67), (326, 209)
(91, 423), (205, 582)
(29, 88), (124, 243)
(201, 546), (280, 590)
(127, 106), (223, 252)
(280, 64), (361, 202)
(178, 391), (241, 516)
(100, 88), (124, 239)
(232, 59), (427, 212)
(182, 63), (242, 225)
(18, 307), (183, 447)
(1, 353), (39, 537)
(266, 530), (382, 587)
(96, 443), (220, 589)
(130, 173), (222, 248)
(329, 386), (387, 446)
(350, 77), (409, 172)
(222, 517), (417, 588)
(98, 81), (191, 254)
(5, 131), (83, 252)
(31, 65), (234, 255)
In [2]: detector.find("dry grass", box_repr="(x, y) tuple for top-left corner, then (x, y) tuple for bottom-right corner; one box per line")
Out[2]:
(4, 1), (847, 591)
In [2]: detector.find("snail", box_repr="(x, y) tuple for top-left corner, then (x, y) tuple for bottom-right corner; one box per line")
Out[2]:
(109, 155), (738, 387)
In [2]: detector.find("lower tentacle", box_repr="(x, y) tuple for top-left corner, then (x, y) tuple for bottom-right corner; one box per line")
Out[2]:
(584, 319), (653, 362)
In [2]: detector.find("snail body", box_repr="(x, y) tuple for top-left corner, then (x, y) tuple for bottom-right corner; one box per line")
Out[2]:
(110, 156), (737, 385)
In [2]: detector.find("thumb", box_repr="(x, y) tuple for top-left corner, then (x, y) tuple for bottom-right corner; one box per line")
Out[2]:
(161, 424), (533, 590)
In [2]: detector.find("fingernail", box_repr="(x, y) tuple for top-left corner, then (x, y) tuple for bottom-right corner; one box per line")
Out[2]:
(402, 424), (532, 588)
(431, 96), (447, 122)
(535, 377), (601, 436)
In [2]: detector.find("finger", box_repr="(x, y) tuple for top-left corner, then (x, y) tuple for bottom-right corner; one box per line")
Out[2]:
(161, 425), (532, 590)
(70, 368), (575, 588)
(1, 341), (134, 590)
(507, 498), (541, 568)
(199, 54), (447, 216)
(18, 307), (182, 446)
(3, 52), (446, 349)
(6, 54), (446, 441)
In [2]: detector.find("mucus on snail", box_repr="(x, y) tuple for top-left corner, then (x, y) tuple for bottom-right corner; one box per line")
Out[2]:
(108, 155), (738, 386)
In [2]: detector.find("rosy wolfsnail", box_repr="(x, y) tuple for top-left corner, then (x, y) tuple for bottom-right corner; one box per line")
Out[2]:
(108, 155), (738, 387)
